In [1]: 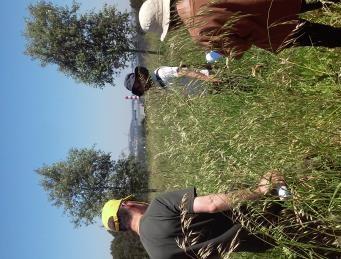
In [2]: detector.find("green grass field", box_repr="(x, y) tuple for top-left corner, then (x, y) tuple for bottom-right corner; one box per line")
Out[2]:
(142, 5), (341, 259)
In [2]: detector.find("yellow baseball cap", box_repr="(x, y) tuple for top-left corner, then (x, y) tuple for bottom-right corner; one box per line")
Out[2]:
(101, 195), (133, 231)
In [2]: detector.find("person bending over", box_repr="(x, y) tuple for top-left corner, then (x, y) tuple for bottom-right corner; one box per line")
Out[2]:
(102, 171), (287, 259)
(139, 0), (341, 59)
(124, 65), (220, 96)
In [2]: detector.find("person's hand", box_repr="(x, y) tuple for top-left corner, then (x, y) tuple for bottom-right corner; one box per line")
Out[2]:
(255, 170), (286, 195)
(208, 76), (222, 84)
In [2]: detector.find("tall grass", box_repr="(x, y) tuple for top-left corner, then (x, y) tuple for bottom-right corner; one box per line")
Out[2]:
(143, 4), (341, 259)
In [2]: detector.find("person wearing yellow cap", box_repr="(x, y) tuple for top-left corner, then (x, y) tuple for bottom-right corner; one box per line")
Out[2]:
(102, 171), (287, 258)
(102, 194), (151, 233)
(138, 0), (341, 59)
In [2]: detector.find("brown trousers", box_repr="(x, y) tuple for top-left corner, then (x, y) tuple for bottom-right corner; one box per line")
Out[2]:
(293, 0), (341, 47)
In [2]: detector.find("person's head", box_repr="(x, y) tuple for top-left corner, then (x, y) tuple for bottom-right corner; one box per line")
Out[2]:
(102, 196), (148, 232)
(124, 66), (153, 96)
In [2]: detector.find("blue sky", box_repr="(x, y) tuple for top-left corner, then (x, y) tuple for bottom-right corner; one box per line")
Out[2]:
(0, 0), (132, 258)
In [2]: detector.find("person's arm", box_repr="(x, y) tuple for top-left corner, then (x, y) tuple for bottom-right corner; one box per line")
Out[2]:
(193, 171), (285, 213)
(193, 189), (262, 213)
(178, 68), (222, 83)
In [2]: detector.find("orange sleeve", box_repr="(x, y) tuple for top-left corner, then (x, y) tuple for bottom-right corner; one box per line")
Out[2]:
(187, 8), (253, 59)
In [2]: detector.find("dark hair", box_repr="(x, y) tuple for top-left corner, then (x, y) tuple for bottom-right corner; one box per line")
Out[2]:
(132, 87), (145, 97)
(132, 66), (153, 96)
(135, 66), (150, 78)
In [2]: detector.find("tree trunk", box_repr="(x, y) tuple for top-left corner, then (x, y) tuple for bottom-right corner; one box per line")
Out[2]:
(146, 188), (158, 193)
(124, 49), (161, 55)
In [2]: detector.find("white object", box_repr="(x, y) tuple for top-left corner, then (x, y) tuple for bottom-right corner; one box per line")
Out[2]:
(124, 73), (135, 91)
(206, 51), (223, 63)
(155, 66), (180, 85)
(125, 96), (140, 100)
(138, 0), (171, 41)
(155, 66), (210, 86)
(277, 186), (291, 200)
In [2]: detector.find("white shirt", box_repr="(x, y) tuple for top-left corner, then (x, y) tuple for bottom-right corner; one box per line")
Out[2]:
(153, 66), (209, 87)
(153, 66), (179, 86)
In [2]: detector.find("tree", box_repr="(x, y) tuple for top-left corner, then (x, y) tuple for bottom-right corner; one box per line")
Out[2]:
(129, 0), (145, 11)
(24, 1), (158, 87)
(36, 147), (151, 227)
(110, 232), (148, 259)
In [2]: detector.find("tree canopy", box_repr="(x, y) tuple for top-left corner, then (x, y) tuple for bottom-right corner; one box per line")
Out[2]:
(111, 232), (148, 259)
(36, 147), (149, 227)
(24, 1), (134, 87)
(129, 0), (145, 11)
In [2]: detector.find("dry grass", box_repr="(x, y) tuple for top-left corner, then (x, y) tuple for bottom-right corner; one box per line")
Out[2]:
(143, 3), (341, 259)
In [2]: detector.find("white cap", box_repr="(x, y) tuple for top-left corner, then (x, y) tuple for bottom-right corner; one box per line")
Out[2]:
(139, 0), (171, 41)
(124, 73), (135, 91)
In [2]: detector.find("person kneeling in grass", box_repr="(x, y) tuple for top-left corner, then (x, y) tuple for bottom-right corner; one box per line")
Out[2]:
(102, 171), (340, 258)
(101, 171), (297, 258)
(102, 171), (285, 259)
(124, 66), (221, 96)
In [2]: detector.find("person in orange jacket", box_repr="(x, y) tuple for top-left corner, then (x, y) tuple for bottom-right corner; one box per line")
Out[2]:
(139, 0), (341, 59)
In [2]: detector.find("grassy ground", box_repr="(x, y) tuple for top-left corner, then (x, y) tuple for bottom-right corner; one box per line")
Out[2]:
(143, 5), (341, 259)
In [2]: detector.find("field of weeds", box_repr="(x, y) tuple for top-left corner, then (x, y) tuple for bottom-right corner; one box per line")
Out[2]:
(143, 4), (341, 259)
